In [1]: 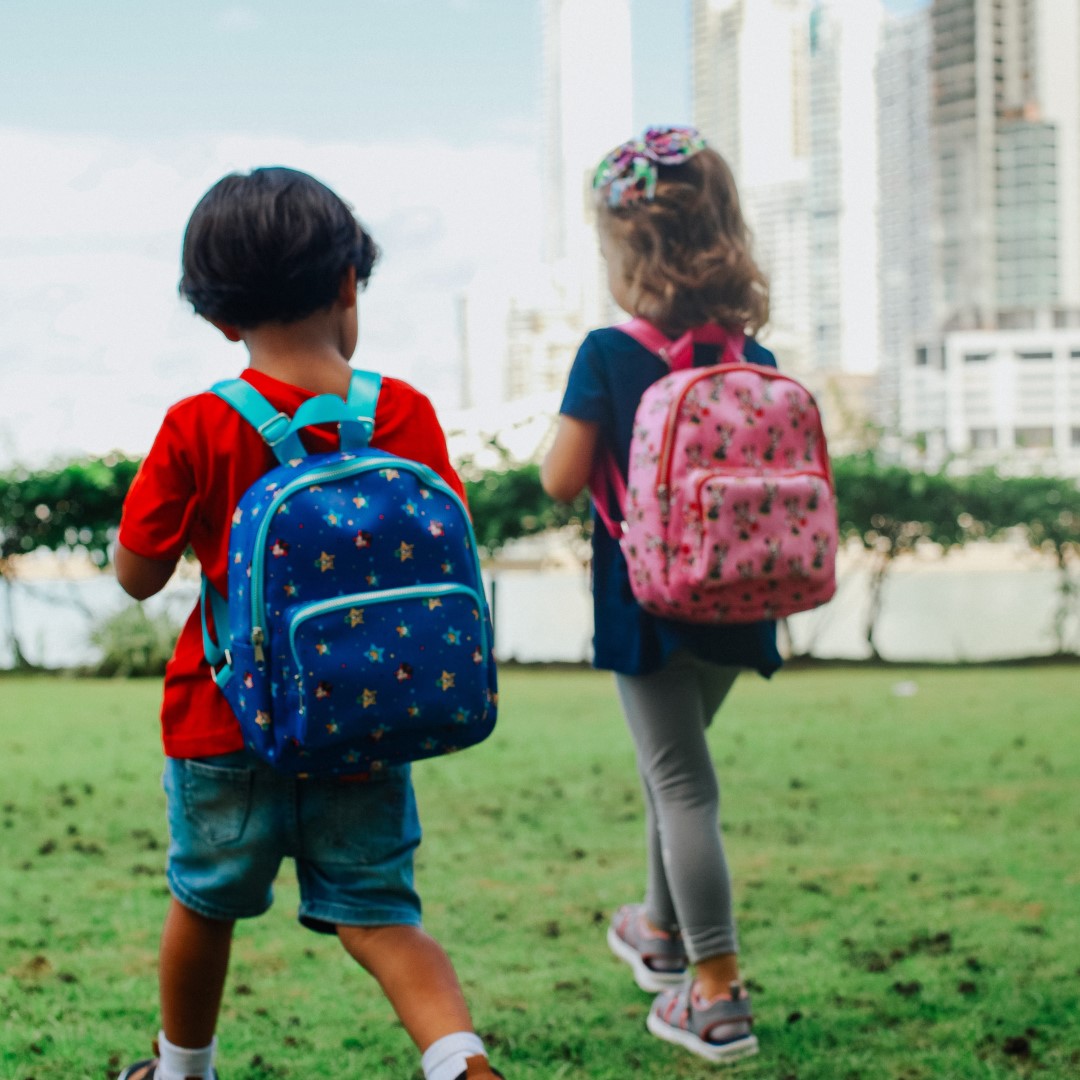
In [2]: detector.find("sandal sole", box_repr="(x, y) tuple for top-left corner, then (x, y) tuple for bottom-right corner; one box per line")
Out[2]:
(646, 1011), (759, 1063)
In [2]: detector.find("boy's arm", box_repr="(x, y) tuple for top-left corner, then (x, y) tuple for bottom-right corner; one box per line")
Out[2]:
(114, 543), (178, 600)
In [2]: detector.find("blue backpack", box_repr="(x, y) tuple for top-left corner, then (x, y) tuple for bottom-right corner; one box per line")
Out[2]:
(200, 370), (498, 777)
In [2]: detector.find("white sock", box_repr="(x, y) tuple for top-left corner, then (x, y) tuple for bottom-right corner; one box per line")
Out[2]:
(156, 1031), (217, 1080)
(421, 1031), (486, 1080)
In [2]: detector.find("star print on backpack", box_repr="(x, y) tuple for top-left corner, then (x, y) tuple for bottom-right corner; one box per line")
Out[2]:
(200, 370), (497, 777)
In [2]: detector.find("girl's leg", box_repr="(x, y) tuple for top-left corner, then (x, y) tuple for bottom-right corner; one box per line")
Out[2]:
(159, 897), (235, 1048)
(615, 655), (741, 996)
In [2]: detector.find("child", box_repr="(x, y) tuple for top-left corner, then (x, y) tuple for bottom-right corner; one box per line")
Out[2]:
(115, 167), (503, 1080)
(541, 126), (781, 1064)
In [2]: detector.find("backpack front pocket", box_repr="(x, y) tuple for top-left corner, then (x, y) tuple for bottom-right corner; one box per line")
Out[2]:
(688, 471), (837, 618)
(286, 584), (494, 770)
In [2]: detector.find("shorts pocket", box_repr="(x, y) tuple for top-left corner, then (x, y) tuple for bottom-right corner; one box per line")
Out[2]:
(179, 755), (255, 847)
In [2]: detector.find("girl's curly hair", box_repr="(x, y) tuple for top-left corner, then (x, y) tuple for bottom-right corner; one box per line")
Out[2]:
(597, 148), (769, 336)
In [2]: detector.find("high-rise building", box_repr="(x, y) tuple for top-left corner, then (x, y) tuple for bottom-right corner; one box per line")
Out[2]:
(807, 0), (882, 377)
(692, 0), (881, 383)
(930, 0), (1080, 329)
(542, 0), (633, 329)
(691, 0), (815, 373)
(463, 0), (633, 413)
(877, 6), (934, 430)
(892, 0), (1080, 470)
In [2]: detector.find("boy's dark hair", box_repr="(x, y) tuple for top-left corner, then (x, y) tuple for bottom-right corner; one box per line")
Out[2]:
(179, 167), (380, 328)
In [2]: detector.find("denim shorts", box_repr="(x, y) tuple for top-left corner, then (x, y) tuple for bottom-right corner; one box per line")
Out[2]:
(162, 750), (422, 933)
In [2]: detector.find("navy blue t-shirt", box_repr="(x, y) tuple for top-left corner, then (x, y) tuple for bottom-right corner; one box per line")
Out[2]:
(560, 326), (783, 678)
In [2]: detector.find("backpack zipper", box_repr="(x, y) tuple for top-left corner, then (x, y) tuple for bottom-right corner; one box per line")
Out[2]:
(287, 582), (489, 660)
(247, 456), (481, 660)
(655, 365), (829, 500)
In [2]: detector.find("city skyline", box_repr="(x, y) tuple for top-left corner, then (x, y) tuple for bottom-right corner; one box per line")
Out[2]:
(3, 0), (926, 467)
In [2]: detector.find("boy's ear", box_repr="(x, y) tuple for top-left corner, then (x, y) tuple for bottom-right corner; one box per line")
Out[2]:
(338, 266), (358, 309)
(208, 318), (243, 342)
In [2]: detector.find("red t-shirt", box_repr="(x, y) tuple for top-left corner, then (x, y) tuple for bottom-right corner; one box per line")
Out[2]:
(119, 369), (466, 758)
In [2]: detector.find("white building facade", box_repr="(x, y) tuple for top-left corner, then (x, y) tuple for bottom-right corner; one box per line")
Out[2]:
(900, 326), (1080, 474)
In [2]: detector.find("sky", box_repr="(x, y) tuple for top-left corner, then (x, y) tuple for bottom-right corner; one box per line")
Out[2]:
(0, 0), (924, 468)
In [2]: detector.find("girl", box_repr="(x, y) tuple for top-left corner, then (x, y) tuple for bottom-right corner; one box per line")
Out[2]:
(541, 126), (780, 1064)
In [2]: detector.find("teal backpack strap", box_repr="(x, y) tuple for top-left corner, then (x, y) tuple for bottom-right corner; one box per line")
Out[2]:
(344, 369), (382, 450)
(200, 574), (234, 687)
(211, 379), (307, 464)
(213, 372), (382, 459)
(280, 369), (382, 450)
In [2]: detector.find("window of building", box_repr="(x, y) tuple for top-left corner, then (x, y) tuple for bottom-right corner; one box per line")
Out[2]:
(1015, 426), (1054, 449)
(970, 428), (998, 450)
(1017, 350), (1053, 361)
(915, 346), (929, 367)
(1072, 427), (1080, 449)
(964, 352), (992, 363)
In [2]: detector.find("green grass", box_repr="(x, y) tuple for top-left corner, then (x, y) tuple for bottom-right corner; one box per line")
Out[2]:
(1, 666), (1078, 1079)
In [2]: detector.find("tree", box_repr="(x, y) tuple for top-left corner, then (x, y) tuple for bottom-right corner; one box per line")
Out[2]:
(963, 471), (1080, 654)
(0, 454), (139, 666)
(459, 441), (591, 559)
(832, 455), (988, 660)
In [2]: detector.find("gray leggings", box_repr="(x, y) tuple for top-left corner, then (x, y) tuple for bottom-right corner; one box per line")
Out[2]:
(614, 653), (740, 962)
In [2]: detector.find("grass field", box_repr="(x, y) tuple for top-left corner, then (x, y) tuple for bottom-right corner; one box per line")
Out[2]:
(1, 666), (1078, 1080)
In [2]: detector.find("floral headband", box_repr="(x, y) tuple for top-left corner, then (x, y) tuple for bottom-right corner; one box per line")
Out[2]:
(592, 125), (708, 209)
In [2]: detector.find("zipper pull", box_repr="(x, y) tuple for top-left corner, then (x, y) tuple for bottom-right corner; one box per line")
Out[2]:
(252, 627), (266, 665)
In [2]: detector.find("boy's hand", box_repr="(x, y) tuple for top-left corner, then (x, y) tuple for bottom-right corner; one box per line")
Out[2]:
(114, 542), (177, 600)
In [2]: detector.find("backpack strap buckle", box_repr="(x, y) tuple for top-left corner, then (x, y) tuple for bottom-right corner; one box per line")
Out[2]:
(257, 411), (292, 447)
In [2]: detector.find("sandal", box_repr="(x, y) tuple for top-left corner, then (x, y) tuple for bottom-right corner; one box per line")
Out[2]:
(647, 980), (759, 1063)
(117, 1054), (218, 1080)
(607, 903), (689, 992)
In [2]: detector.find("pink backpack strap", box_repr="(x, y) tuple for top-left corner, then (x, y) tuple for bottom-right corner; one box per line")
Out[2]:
(590, 455), (627, 540)
(592, 321), (747, 540)
(616, 319), (745, 370)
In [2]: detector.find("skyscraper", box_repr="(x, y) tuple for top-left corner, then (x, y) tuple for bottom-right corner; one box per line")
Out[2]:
(807, 0), (882, 376)
(692, 0), (881, 380)
(691, 0), (814, 374)
(542, 0), (633, 328)
(930, 0), (1080, 329)
(877, 5), (934, 427)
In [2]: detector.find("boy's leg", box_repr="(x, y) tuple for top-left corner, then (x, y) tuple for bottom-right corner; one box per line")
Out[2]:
(336, 924), (472, 1049)
(160, 897), (235, 1048)
(296, 768), (499, 1077)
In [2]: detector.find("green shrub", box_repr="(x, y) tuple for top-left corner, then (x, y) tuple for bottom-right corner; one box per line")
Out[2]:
(89, 603), (180, 677)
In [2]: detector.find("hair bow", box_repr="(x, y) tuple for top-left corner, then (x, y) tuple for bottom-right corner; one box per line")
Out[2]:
(592, 125), (708, 209)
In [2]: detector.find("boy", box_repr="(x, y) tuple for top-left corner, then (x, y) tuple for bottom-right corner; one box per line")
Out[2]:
(115, 167), (503, 1080)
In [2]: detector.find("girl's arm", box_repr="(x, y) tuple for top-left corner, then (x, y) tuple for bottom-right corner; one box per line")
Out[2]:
(541, 415), (600, 502)
(114, 543), (177, 600)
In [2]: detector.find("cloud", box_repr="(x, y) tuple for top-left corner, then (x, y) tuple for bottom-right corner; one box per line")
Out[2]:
(0, 126), (542, 466)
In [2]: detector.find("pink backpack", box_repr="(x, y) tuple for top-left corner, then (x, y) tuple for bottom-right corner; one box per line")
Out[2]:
(591, 319), (838, 624)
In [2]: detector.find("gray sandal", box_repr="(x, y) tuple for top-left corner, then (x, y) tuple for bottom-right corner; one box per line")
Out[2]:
(607, 903), (689, 991)
(647, 980), (759, 1063)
